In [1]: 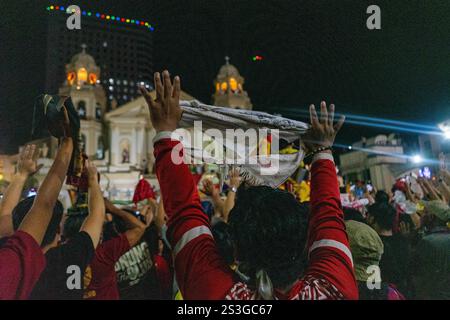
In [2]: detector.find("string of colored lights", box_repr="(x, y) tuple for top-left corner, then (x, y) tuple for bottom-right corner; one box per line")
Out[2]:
(46, 5), (154, 31)
(252, 55), (263, 61)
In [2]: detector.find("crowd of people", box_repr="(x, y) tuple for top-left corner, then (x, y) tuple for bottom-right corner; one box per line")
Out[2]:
(0, 71), (449, 300)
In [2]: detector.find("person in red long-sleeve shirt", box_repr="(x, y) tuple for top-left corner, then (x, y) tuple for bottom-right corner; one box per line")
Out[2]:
(139, 71), (358, 300)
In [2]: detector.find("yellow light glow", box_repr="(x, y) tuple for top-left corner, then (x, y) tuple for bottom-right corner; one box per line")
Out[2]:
(89, 73), (98, 84)
(77, 68), (88, 83)
(67, 72), (76, 85)
(215, 83), (220, 92)
(229, 77), (238, 91)
(221, 82), (228, 91)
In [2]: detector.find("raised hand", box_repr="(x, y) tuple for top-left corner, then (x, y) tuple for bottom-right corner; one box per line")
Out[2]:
(139, 71), (182, 132)
(17, 144), (43, 177)
(202, 179), (217, 196)
(229, 168), (242, 189)
(85, 159), (98, 183)
(418, 178), (441, 201)
(304, 101), (345, 152)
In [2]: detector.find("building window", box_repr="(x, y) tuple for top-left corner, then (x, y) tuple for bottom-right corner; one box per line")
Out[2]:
(229, 77), (238, 92)
(77, 68), (88, 84)
(77, 101), (87, 119)
(95, 105), (102, 120)
(96, 136), (105, 160)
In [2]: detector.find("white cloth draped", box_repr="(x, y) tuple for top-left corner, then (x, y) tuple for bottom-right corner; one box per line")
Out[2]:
(175, 100), (309, 188)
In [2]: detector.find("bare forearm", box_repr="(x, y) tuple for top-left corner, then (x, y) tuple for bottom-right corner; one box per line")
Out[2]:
(438, 182), (450, 203)
(18, 138), (73, 244)
(0, 174), (27, 237)
(125, 226), (146, 247)
(110, 207), (146, 230)
(0, 173), (27, 217)
(211, 193), (224, 218)
(81, 177), (105, 248)
(33, 138), (73, 210)
(223, 192), (236, 223)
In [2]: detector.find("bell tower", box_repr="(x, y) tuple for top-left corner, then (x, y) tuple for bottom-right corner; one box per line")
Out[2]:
(212, 56), (252, 110)
(59, 44), (107, 161)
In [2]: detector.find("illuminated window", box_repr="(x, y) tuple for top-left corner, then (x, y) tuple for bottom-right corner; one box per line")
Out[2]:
(221, 82), (228, 91)
(67, 72), (76, 85)
(229, 78), (238, 91)
(77, 68), (88, 84)
(77, 101), (87, 119)
(95, 105), (102, 120)
(215, 83), (220, 92)
(96, 136), (105, 160)
(89, 73), (97, 84)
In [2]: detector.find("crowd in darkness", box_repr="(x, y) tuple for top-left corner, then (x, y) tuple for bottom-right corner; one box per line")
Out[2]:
(0, 71), (449, 300)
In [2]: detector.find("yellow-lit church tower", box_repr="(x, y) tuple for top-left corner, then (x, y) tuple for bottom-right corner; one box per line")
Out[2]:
(212, 57), (252, 110)
(59, 44), (107, 161)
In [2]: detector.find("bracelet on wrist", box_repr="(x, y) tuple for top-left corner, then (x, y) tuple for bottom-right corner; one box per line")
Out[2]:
(305, 146), (333, 159)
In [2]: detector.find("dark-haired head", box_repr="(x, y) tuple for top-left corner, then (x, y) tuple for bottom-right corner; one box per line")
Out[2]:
(343, 207), (366, 223)
(212, 221), (235, 266)
(367, 202), (396, 232)
(63, 211), (88, 240)
(13, 196), (64, 247)
(375, 190), (390, 204)
(228, 185), (309, 289)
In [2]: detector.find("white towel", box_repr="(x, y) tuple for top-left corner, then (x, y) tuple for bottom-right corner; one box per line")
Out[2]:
(175, 100), (309, 188)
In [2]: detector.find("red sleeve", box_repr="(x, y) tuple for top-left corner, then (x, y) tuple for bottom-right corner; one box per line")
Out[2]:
(305, 159), (358, 299)
(154, 138), (235, 299)
(0, 231), (46, 299)
(95, 233), (130, 265)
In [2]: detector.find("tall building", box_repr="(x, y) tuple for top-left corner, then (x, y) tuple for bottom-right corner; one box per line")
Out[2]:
(44, 5), (154, 109)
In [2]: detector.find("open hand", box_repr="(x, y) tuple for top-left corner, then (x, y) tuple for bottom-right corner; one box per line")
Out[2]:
(229, 168), (241, 189)
(303, 101), (345, 152)
(85, 159), (98, 182)
(17, 144), (43, 177)
(139, 71), (182, 132)
(202, 179), (217, 197)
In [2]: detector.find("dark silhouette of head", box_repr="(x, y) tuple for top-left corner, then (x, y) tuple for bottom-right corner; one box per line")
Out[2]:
(375, 190), (390, 204)
(13, 196), (64, 247)
(228, 185), (309, 289)
(367, 202), (396, 232)
(343, 207), (366, 223)
(212, 221), (234, 266)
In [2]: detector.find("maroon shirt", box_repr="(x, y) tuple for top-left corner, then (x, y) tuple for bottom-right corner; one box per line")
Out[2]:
(84, 233), (130, 300)
(0, 231), (46, 299)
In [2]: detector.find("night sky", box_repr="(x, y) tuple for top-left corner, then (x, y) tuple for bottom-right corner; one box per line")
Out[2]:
(1, 0), (450, 154)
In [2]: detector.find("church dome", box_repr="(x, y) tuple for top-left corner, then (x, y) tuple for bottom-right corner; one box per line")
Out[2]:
(212, 56), (252, 110)
(65, 44), (100, 87)
(218, 63), (240, 78)
(69, 51), (97, 69)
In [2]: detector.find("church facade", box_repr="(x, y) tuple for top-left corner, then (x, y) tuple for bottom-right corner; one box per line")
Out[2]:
(19, 49), (253, 205)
